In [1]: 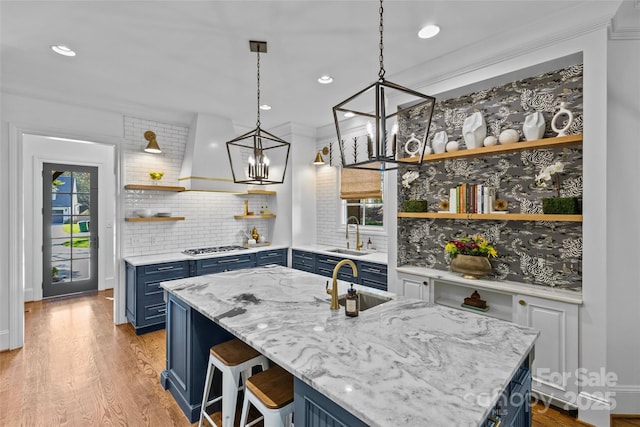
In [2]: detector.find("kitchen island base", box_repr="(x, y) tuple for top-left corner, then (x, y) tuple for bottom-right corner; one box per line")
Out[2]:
(161, 291), (533, 426)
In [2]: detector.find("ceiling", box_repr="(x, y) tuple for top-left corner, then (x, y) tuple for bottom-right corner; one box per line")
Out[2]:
(0, 1), (618, 131)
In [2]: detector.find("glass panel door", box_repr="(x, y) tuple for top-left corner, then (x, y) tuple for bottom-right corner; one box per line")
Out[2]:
(43, 163), (98, 298)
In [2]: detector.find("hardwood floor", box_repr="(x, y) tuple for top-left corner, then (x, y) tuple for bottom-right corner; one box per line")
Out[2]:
(0, 289), (609, 426)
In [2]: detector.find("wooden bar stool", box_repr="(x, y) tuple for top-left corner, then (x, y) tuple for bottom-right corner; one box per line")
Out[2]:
(199, 338), (269, 427)
(239, 365), (294, 427)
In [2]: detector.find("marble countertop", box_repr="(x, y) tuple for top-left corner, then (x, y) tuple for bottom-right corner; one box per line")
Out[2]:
(124, 244), (289, 266)
(161, 265), (537, 426)
(292, 244), (388, 264)
(398, 265), (583, 305)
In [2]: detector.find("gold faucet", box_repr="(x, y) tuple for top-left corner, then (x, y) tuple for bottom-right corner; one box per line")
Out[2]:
(327, 259), (358, 310)
(346, 216), (363, 250)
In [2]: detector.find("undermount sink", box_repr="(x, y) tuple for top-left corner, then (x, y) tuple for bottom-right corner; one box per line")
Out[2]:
(336, 291), (392, 312)
(327, 248), (369, 256)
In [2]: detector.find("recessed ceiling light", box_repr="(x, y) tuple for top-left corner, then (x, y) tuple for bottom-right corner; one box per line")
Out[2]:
(418, 24), (440, 39)
(51, 45), (76, 57)
(344, 112), (355, 118)
(317, 75), (334, 84)
(259, 104), (272, 110)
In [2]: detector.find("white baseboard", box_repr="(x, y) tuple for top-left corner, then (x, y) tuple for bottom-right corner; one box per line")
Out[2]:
(24, 287), (34, 302)
(0, 330), (9, 351)
(609, 385), (640, 414)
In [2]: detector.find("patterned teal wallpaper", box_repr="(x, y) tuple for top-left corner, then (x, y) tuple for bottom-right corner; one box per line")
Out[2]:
(398, 65), (584, 289)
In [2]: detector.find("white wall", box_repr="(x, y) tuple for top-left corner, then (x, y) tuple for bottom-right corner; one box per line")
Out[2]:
(606, 36), (640, 414)
(1, 93), (124, 350)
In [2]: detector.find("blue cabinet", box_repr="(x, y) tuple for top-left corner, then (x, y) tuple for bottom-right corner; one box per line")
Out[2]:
(358, 261), (388, 291)
(161, 293), (234, 422)
(256, 248), (287, 267)
(292, 249), (315, 273)
(125, 260), (189, 334)
(292, 250), (388, 291)
(194, 252), (256, 275)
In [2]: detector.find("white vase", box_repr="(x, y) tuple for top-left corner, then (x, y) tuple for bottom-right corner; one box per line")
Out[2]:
(462, 112), (486, 149)
(432, 131), (448, 154)
(551, 102), (574, 137)
(523, 111), (545, 141)
(499, 129), (520, 144)
(446, 140), (459, 152)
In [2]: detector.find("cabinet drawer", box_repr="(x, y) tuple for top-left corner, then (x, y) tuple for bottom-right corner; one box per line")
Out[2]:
(139, 261), (189, 278)
(256, 248), (287, 266)
(195, 253), (256, 275)
(143, 302), (167, 323)
(360, 277), (387, 291)
(143, 279), (167, 297)
(316, 256), (357, 282)
(358, 261), (387, 287)
(292, 250), (315, 272)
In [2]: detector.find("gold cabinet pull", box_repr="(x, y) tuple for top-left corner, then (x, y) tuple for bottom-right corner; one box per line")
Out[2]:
(519, 299), (526, 306)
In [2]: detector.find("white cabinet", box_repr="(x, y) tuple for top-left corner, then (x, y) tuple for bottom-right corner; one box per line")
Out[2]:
(514, 294), (579, 408)
(397, 272), (431, 302)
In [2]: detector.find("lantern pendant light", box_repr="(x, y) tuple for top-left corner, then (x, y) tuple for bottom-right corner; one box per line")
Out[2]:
(226, 41), (291, 185)
(332, 0), (436, 171)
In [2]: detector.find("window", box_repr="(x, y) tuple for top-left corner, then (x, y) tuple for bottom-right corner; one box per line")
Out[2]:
(340, 171), (384, 228)
(344, 197), (384, 227)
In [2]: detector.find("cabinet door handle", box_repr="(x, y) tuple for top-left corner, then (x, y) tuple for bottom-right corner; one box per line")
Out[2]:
(265, 253), (279, 257)
(365, 268), (381, 273)
(519, 299), (526, 306)
(157, 266), (175, 271)
(218, 258), (240, 263)
(158, 308), (167, 314)
(422, 281), (429, 286)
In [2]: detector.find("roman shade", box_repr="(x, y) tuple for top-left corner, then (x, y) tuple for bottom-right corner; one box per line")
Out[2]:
(340, 168), (382, 200)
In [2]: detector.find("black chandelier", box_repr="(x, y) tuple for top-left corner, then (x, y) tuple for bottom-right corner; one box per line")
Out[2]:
(332, 0), (436, 171)
(226, 41), (291, 185)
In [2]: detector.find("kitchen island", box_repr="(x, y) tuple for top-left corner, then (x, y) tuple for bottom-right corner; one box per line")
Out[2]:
(160, 265), (538, 426)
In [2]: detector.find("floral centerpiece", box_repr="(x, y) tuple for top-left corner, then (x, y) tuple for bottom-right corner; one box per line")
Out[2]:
(445, 235), (497, 279)
(445, 235), (498, 259)
(535, 161), (580, 214)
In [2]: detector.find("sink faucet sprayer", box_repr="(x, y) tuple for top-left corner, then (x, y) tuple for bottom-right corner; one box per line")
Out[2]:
(326, 259), (358, 310)
(346, 216), (363, 251)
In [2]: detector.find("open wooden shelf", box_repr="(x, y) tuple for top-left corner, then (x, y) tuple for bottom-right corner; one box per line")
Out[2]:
(125, 216), (185, 222)
(233, 214), (276, 219)
(397, 212), (583, 222)
(397, 134), (582, 163)
(124, 184), (185, 192)
(246, 189), (276, 195)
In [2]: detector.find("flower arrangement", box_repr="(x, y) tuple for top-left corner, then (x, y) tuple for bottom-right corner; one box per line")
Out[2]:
(445, 235), (498, 259)
(535, 161), (564, 197)
(401, 170), (419, 189)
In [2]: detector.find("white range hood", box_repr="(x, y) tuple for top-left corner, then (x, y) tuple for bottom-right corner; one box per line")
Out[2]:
(179, 113), (247, 192)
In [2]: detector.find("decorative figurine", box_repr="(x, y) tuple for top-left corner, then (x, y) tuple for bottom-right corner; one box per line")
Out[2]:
(523, 111), (546, 141)
(462, 112), (487, 149)
(432, 131), (448, 154)
(551, 102), (574, 137)
(498, 129), (520, 144)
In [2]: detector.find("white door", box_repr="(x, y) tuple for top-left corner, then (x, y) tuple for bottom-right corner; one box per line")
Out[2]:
(398, 272), (431, 302)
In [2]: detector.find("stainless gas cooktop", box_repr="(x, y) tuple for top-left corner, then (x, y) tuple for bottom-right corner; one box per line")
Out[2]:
(182, 245), (247, 256)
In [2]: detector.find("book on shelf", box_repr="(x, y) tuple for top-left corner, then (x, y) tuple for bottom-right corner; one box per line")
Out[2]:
(449, 184), (496, 214)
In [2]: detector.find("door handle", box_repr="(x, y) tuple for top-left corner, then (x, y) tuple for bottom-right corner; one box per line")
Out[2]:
(519, 299), (526, 306)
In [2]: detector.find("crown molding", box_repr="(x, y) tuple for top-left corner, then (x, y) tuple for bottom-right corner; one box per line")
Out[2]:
(609, 1), (640, 40)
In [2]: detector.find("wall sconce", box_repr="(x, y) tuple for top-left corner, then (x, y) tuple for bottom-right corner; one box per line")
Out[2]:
(313, 147), (329, 165)
(143, 131), (162, 154)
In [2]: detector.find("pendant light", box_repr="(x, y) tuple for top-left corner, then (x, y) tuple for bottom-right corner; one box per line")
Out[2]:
(332, 0), (436, 171)
(226, 41), (291, 185)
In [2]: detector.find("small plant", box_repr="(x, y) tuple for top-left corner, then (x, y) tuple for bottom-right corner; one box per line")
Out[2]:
(535, 161), (564, 197)
(52, 266), (59, 277)
(445, 235), (498, 259)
